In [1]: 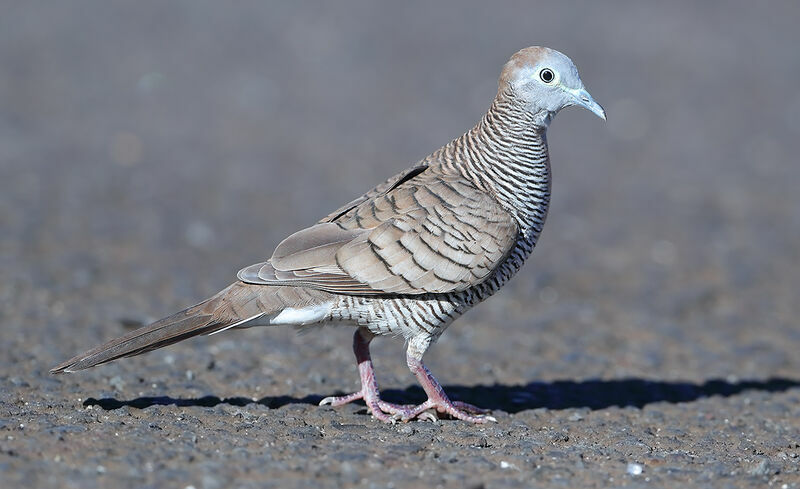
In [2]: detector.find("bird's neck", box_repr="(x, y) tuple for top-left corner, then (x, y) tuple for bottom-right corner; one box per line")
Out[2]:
(434, 96), (552, 235)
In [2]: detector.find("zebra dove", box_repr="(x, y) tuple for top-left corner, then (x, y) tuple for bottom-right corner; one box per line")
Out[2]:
(52, 47), (606, 423)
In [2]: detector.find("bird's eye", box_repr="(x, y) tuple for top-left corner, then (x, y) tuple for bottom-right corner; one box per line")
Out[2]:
(539, 68), (555, 84)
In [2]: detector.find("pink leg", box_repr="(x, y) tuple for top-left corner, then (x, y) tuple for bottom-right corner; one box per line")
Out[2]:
(383, 347), (494, 423)
(320, 329), (495, 423)
(319, 328), (416, 422)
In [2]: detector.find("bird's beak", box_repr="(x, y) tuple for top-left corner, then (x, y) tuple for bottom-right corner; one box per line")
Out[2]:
(569, 87), (606, 121)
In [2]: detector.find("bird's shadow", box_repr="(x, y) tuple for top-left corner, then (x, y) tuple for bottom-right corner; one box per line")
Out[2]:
(84, 377), (800, 414)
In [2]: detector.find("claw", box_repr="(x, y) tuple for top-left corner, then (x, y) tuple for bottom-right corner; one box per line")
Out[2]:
(318, 390), (365, 407)
(418, 411), (438, 423)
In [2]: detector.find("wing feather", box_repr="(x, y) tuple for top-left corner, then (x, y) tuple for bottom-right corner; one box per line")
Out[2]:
(237, 168), (519, 295)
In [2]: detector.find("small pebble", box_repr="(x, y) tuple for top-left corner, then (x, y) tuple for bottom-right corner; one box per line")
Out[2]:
(108, 376), (125, 391)
(748, 457), (772, 476)
(626, 463), (643, 475)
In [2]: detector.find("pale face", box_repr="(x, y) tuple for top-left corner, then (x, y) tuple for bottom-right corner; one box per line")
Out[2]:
(501, 47), (606, 124)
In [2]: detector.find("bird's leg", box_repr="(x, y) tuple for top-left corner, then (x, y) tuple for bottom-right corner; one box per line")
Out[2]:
(391, 335), (496, 423)
(319, 327), (406, 422)
(319, 329), (494, 423)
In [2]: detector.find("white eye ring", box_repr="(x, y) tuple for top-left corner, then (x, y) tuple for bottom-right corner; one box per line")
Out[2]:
(539, 68), (555, 84)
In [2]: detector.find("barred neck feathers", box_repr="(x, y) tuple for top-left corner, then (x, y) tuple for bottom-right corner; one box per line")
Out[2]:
(426, 46), (606, 236)
(434, 94), (552, 236)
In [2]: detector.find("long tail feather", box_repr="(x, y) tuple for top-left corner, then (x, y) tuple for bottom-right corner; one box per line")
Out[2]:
(51, 284), (243, 373)
(51, 282), (332, 374)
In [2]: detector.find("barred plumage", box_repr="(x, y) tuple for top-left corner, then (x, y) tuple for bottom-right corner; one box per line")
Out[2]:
(51, 46), (605, 424)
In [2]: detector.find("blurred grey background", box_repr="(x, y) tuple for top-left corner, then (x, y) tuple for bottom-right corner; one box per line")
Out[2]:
(2, 2), (799, 488)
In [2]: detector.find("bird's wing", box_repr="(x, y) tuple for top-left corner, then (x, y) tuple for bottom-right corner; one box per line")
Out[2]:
(319, 164), (429, 223)
(238, 169), (519, 295)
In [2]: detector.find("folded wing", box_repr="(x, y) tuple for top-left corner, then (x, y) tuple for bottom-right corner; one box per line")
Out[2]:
(238, 170), (518, 295)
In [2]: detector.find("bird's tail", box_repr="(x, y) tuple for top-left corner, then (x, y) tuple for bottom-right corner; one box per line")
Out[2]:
(50, 282), (288, 373)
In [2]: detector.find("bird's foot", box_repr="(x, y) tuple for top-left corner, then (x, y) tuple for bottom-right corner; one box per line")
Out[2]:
(384, 398), (495, 423)
(402, 350), (496, 423)
(319, 390), (421, 423)
(318, 390), (493, 423)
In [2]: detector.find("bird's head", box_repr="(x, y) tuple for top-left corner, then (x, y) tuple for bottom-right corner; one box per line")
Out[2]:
(499, 46), (606, 127)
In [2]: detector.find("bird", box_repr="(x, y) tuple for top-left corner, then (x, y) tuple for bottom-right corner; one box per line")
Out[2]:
(51, 46), (606, 423)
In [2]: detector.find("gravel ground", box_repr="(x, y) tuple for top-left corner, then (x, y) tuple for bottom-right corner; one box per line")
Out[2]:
(2, 2), (800, 488)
